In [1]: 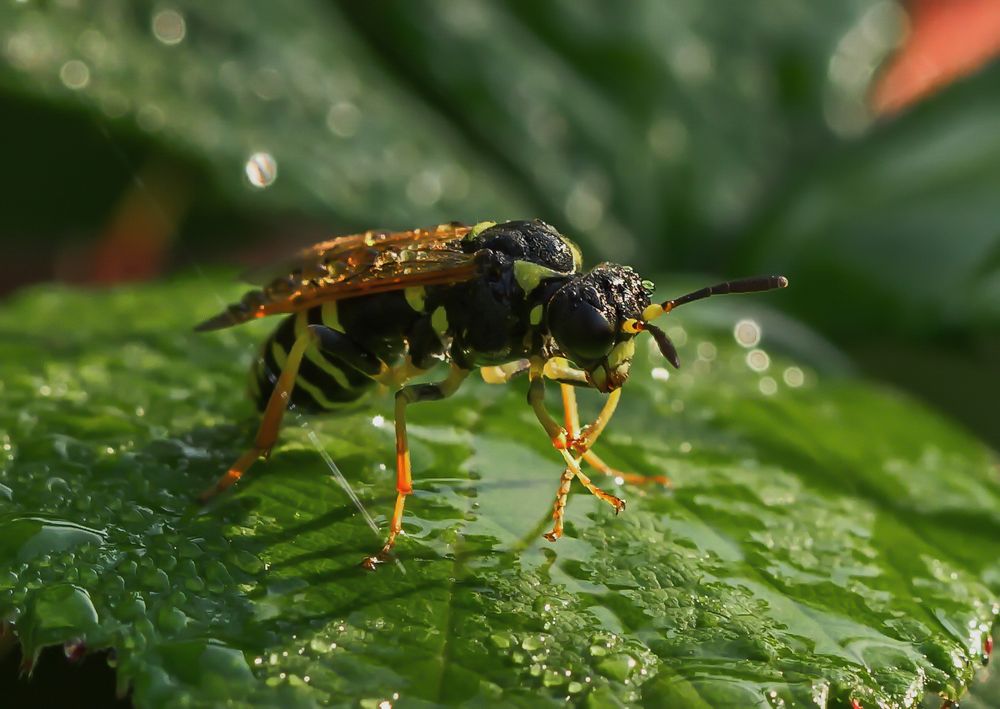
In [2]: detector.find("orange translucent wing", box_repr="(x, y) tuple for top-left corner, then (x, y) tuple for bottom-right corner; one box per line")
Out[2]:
(195, 222), (476, 331)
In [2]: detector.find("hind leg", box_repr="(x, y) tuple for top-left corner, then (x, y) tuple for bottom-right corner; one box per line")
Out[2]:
(201, 324), (380, 501)
(200, 327), (318, 501)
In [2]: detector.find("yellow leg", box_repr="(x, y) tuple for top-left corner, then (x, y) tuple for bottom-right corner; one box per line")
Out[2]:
(543, 467), (575, 542)
(561, 384), (671, 487)
(200, 327), (315, 502)
(530, 364), (625, 541)
(362, 364), (469, 569)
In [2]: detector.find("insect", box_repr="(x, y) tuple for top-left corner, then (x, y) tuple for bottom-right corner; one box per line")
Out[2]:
(196, 220), (787, 568)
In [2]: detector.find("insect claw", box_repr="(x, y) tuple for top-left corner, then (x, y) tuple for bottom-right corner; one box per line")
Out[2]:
(360, 555), (382, 571)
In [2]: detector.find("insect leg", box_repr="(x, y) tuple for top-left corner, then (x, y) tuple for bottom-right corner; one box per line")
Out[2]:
(529, 366), (624, 540)
(543, 467), (576, 542)
(527, 364), (569, 448)
(200, 326), (319, 502)
(480, 359), (530, 384)
(560, 383), (671, 487)
(363, 364), (470, 569)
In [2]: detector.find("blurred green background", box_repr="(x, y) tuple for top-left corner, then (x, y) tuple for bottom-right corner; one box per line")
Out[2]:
(0, 0), (997, 447)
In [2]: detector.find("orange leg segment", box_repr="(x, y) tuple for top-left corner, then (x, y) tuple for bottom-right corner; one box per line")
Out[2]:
(562, 383), (670, 486)
(199, 327), (316, 502)
(362, 365), (469, 570)
(530, 368), (627, 542)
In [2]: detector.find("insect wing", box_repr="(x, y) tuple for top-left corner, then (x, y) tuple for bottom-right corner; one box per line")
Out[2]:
(196, 223), (476, 331)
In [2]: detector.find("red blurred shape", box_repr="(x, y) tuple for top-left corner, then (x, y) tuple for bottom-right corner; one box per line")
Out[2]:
(873, 0), (1000, 115)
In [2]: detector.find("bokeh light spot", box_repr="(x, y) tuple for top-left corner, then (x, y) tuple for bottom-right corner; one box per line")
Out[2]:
(152, 9), (186, 46)
(759, 376), (778, 396)
(783, 366), (805, 388)
(734, 319), (761, 348)
(326, 101), (362, 138)
(59, 59), (90, 90)
(651, 367), (670, 382)
(245, 152), (278, 188)
(746, 348), (770, 372)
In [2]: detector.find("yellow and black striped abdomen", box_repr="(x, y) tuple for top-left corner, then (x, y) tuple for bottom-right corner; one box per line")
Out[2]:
(250, 305), (377, 413)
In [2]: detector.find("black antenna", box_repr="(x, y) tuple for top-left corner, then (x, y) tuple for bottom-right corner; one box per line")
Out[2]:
(643, 275), (787, 320)
(644, 323), (681, 369)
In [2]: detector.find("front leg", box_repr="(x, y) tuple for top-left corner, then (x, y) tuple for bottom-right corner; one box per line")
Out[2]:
(560, 384), (670, 487)
(528, 363), (625, 542)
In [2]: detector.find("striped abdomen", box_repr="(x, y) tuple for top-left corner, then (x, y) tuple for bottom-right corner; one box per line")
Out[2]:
(251, 305), (375, 412)
(250, 289), (447, 413)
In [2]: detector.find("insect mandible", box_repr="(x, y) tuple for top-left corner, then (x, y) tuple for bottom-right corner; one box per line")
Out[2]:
(196, 220), (787, 568)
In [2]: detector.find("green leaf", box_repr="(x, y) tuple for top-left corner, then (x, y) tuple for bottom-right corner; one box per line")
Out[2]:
(0, 1), (527, 226)
(0, 277), (996, 707)
(338, 0), (889, 264)
(741, 61), (1000, 339)
(0, 0), (889, 260)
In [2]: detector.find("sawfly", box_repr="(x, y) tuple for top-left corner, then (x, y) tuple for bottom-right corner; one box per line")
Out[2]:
(196, 220), (787, 568)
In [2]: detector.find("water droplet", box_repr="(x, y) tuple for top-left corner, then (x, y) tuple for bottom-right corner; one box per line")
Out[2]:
(759, 376), (778, 396)
(245, 152), (277, 188)
(371, 415), (385, 428)
(152, 9), (186, 46)
(59, 60), (90, 91)
(651, 367), (670, 382)
(697, 341), (717, 361)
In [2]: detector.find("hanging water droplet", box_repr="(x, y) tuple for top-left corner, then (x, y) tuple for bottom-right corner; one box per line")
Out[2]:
(245, 152), (277, 188)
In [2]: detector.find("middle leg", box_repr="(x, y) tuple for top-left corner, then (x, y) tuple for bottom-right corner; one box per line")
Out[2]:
(362, 364), (470, 569)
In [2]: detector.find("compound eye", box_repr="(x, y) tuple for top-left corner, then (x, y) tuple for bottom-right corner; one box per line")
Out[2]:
(550, 302), (616, 361)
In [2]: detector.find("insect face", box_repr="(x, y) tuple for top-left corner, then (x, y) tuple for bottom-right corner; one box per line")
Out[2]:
(547, 264), (651, 393)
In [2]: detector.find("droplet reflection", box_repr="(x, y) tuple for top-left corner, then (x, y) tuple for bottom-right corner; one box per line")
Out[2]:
(245, 152), (278, 188)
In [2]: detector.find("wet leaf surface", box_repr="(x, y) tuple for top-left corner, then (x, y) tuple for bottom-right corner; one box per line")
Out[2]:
(0, 277), (997, 707)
